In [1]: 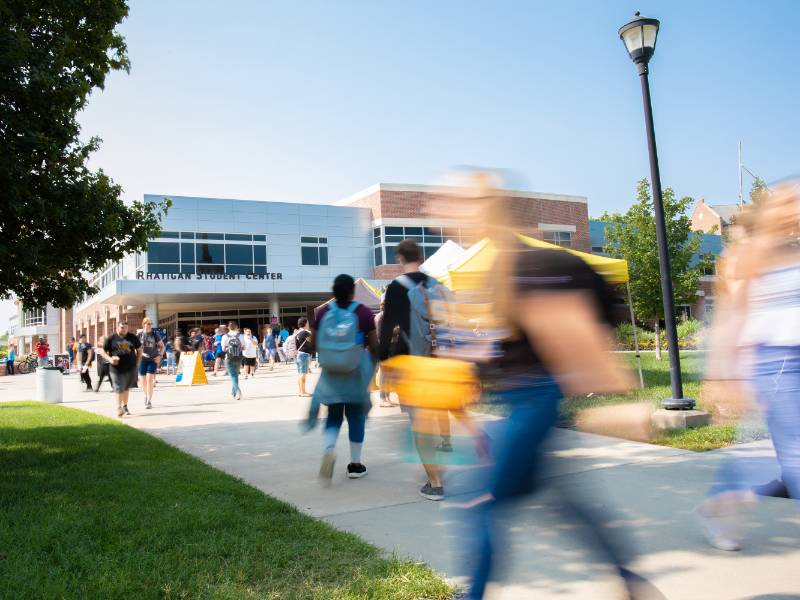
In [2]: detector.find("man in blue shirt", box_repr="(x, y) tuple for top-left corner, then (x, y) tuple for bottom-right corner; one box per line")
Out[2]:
(213, 325), (227, 377)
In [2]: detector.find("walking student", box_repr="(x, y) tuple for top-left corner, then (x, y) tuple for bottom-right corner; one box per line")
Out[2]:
(76, 334), (94, 391)
(221, 321), (245, 400)
(165, 337), (176, 375)
(35, 337), (50, 367)
(213, 326), (227, 376)
(94, 336), (112, 392)
(295, 318), (312, 396)
(311, 274), (378, 483)
(263, 327), (278, 370)
(379, 239), (451, 500)
(6, 344), (16, 375)
(100, 321), (142, 417)
(137, 317), (164, 409)
(242, 327), (259, 379)
(66, 337), (75, 371)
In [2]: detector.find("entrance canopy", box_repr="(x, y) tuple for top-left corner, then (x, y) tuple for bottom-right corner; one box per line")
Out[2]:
(313, 278), (383, 318)
(441, 234), (629, 291)
(420, 240), (465, 280)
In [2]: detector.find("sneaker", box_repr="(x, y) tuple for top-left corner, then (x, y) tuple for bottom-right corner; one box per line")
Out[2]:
(235, 389), (242, 401)
(694, 506), (741, 551)
(123, 405), (131, 416)
(347, 463), (367, 479)
(319, 451), (336, 484)
(437, 440), (454, 453)
(419, 481), (444, 501)
(145, 399), (152, 409)
(117, 407), (125, 417)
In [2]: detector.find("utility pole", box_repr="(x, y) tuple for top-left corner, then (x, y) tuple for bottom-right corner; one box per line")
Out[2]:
(738, 141), (744, 207)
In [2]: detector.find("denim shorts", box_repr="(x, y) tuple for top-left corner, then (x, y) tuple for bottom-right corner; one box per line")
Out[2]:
(296, 352), (310, 374)
(138, 360), (158, 376)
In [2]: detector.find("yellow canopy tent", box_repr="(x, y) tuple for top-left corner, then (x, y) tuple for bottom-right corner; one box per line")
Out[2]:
(439, 234), (643, 388)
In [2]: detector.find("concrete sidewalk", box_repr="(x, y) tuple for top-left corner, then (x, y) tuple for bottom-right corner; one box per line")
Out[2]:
(1, 367), (798, 599)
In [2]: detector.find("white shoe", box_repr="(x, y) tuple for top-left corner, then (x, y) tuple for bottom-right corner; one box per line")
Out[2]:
(694, 491), (756, 551)
(319, 451), (335, 485)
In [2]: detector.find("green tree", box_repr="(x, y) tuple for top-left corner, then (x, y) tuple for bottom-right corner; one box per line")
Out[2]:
(601, 179), (710, 360)
(0, 0), (169, 308)
(750, 176), (771, 205)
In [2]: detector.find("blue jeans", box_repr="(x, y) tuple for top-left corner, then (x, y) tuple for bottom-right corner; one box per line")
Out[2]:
(37, 357), (48, 367)
(226, 358), (241, 397)
(753, 345), (800, 499)
(166, 353), (176, 372)
(465, 381), (634, 599)
(325, 402), (366, 445)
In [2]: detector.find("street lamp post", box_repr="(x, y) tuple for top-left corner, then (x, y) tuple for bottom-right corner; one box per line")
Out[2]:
(618, 12), (694, 410)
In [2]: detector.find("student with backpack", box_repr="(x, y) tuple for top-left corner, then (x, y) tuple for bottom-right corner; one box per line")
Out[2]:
(310, 274), (379, 483)
(379, 239), (452, 500)
(263, 327), (278, 370)
(221, 321), (245, 400)
(137, 317), (164, 410)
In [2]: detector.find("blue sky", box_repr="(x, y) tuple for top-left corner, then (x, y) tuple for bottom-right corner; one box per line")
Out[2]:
(3, 1), (798, 329)
(79, 0), (799, 214)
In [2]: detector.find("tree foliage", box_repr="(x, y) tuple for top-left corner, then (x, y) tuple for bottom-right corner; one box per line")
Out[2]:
(0, 0), (169, 308)
(749, 176), (771, 205)
(600, 179), (710, 328)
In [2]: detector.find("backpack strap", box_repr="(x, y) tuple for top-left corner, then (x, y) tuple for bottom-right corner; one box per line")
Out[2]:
(396, 274), (416, 291)
(346, 301), (359, 314)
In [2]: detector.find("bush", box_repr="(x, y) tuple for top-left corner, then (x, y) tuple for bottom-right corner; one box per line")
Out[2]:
(677, 319), (703, 339)
(614, 319), (704, 350)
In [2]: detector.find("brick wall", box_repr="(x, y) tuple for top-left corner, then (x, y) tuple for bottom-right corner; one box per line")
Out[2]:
(691, 201), (723, 234)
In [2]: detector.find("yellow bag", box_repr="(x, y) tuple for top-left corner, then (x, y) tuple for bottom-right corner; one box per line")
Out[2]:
(381, 355), (479, 411)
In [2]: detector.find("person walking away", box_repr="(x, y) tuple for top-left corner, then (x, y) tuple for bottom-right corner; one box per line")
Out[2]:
(263, 327), (278, 370)
(295, 318), (313, 396)
(66, 338), (75, 372)
(310, 274), (378, 483)
(379, 239), (452, 499)
(165, 337), (176, 375)
(221, 322), (245, 400)
(76, 334), (94, 391)
(137, 317), (164, 409)
(6, 344), (16, 375)
(242, 328), (258, 378)
(99, 322), (141, 417)
(213, 326), (227, 376)
(94, 336), (112, 392)
(35, 337), (50, 368)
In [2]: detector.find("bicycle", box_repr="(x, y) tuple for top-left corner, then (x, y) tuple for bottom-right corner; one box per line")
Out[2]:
(15, 354), (39, 375)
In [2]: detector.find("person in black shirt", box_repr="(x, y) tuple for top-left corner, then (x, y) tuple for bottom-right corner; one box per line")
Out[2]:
(76, 334), (94, 391)
(99, 321), (142, 417)
(294, 318), (313, 396)
(94, 335), (112, 392)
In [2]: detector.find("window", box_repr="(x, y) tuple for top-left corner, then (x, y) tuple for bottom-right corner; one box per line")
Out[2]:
(158, 231), (180, 239)
(148, 242), (180, 263)
(591, 246), (605, 254)
(225, 244), (253, 265)
(702, 254), (716, 276)
(197, 243), (224, 264)
(374, 246), (383, 266)
(543, 231), (572, 247)
(23, 308), (46, 327)
(301, 236), (329, 266)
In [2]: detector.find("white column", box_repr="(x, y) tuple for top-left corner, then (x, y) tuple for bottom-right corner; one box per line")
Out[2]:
(145, 303), (159, 326)
(269, 295), (280, 326)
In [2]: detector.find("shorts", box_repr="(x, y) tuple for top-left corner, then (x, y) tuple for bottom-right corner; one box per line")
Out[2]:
(243, 357), (256, 367)
(296, 352), (310, 374)
(110, 367), (138, 393)
(215, 350), (226, 359)
(138, 360), (158, 376)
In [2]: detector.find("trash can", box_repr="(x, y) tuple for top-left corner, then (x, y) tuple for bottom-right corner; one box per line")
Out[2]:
(36, 366), (63, 404)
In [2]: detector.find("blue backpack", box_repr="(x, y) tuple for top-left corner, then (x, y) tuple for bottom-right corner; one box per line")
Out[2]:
(397, 275), (450, 357)
(316, 302), (363, 373)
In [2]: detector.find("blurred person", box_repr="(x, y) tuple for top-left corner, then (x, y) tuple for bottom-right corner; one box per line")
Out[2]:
(442, 174), (637, 600)
(66, 337), (75, 371)
(295, 318), (312, 396)
(100, 322), (141, 417)
(697, 181), (800, 550)
(309, 274), (378, 483)
(263, 326), (278, 370)
(35, 337), (50, 367)
(137, 317), (164, 409)
(164, 337), (176, 375)
(7, 344), (16, 375)
(221, 322), (245, 400)
(76, 334), (93, 391)
(213, 326), (227, 376)
(374, 297), (394, 407)
(242, 327), (259, 378)
(380, 239), (453, 500)
(94, 336), (112, 392)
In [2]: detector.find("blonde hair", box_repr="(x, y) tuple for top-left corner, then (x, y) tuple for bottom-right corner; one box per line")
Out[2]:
(142, 317), (153, 326)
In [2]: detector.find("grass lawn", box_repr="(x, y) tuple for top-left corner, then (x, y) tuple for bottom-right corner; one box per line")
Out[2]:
(0, 402), (453, 600)
(560, 352), (767, 452)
